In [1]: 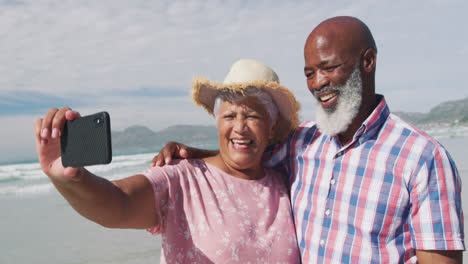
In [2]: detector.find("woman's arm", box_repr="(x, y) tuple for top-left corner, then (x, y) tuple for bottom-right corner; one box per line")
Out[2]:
(52, 169), (157, 229)
(34, 107), (158, 229)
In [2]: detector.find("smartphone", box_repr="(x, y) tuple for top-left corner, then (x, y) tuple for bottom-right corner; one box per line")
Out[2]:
(60, 111), (112, 167)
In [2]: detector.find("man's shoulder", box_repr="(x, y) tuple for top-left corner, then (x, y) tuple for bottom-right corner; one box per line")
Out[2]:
(284, 120), (321, 141)
(374, 113), (458, 174)
(295, 120), (318, 132)
(387, 113), (444, 150)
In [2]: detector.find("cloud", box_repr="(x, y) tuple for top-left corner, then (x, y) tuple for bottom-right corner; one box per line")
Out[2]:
(1, 0), (468, 162)
(0, 91), (75, 116)
(0, 0), (355, 96)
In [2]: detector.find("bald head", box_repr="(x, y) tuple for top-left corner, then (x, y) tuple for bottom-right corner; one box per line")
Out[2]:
(308, 16), (377, 56)
(303, 16), (377, 92)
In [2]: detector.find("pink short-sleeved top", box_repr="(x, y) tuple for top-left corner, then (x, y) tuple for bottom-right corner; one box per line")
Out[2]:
(142, 159), (300, 264)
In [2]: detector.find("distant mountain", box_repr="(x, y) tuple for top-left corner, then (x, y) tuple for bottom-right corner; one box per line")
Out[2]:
(112, 97), (468, 154)
(394, 97), (468, 127)
(112, 125), (218, 155)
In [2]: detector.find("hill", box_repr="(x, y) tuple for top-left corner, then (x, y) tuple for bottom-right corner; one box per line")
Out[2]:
(112, 124), (218, 155)
(111, 97), (468, 155)
(394, 96), (468, 127)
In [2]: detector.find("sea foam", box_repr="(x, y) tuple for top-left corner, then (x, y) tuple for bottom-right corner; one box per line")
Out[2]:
(0, 153), (156, 197)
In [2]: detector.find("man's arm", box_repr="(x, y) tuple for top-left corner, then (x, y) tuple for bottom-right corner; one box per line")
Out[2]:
(35, 107), (158, 229)
(416, 250), (463, 264)
(151, 141), (218, 166)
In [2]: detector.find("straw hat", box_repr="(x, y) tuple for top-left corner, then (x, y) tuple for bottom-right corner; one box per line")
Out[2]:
(192, 59), (300, 143)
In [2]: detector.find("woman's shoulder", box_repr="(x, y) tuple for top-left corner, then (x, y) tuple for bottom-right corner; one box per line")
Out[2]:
(152, 158), (204, 169)
(143, 159), (205, 178)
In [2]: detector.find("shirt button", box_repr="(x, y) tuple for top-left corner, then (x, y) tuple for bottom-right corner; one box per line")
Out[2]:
(330, 179), (336, 185)
(320, 240), (325, 247)
(325, 209), (331, 216)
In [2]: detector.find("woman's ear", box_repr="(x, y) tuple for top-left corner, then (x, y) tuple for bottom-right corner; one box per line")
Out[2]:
(269, 116), (280, 140)
(361, 48), (376, 73)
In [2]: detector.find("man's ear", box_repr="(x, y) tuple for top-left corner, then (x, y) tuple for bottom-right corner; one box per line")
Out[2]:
(361, 48), (376, 73)
(269, 116), (280, 140)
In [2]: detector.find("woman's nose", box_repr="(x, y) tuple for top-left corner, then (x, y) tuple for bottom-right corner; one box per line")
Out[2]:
(233, 118), (247, 132)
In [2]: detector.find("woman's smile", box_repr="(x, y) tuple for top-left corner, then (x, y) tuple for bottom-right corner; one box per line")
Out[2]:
(231, 138), (254, 150)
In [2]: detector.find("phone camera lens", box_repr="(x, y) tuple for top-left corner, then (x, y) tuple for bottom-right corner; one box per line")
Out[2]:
(94, 118), (103, 125)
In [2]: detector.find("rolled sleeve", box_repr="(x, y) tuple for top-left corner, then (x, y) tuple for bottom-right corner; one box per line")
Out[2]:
(409, 146), (464, 250)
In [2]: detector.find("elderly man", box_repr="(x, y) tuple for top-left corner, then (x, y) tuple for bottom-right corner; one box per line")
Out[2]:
(153, 16), (464, 263)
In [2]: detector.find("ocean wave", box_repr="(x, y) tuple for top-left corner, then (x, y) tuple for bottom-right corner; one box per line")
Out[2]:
(89, 158), (151, 174)
(0, 162), (47, 182)
(0, 182), (54, 196)
(0, 176), (22, 184)
(0, 153), (154, 180)
(0, 153), (156, 197)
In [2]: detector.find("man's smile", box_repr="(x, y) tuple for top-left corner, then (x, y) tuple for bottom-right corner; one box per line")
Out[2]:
(315, 90), (339, 109)
(318, 91), (338, 102)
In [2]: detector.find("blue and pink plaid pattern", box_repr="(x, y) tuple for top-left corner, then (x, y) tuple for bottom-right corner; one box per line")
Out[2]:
(265, 96), (464, 263)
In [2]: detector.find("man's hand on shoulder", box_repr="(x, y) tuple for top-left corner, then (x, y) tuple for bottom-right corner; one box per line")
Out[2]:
(416, 250), (462, 264)
(151, 141), (191, 167)
(150, 141), (219, 167)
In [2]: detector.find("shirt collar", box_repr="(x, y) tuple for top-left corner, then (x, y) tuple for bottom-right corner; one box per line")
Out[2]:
(355, 94), (390, 141)
(322, 94), (390, 150)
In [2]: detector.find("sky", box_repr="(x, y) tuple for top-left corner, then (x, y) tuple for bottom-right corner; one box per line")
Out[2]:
(1, 0), (467, 163)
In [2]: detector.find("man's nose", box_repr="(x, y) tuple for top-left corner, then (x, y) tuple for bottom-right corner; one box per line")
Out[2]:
(310, 70), (329, 91)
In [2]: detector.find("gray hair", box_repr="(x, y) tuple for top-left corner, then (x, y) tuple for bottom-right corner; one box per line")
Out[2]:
(213, 86), (279, 128)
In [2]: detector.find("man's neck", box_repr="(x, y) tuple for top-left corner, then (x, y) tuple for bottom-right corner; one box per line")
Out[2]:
(337, 95), (379, 146)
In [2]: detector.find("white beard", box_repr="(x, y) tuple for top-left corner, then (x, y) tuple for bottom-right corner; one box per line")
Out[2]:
(315, 66), (363, 136)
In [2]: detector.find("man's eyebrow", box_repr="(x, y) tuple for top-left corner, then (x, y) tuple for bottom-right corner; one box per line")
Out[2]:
(304, 60), (331, 71)
(318, 60), (330, 67)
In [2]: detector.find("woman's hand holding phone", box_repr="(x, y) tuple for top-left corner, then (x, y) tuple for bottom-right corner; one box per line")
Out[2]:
(34, 107), (82, 182)
(34, 108), (112, 184)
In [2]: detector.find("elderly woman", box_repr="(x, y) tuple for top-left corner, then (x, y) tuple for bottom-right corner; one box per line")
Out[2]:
(34, 59), (301, 263)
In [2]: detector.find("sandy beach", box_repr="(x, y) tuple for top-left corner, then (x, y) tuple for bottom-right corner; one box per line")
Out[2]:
(1, 192), (162, 264)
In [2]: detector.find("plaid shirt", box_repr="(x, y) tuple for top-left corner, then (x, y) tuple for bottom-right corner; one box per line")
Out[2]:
(264, 95), (464, 263)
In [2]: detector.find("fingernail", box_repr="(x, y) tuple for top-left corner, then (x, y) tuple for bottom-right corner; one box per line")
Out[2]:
(41, 128), (48, 138)
(165, 158), (169, 164)
(51, 128), (59, 138)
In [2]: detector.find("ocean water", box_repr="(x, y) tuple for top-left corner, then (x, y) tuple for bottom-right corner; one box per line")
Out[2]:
(1, 136), (467, 263)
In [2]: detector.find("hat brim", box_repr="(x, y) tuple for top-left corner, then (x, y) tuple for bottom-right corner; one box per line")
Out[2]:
(192, 76), (300, 143)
